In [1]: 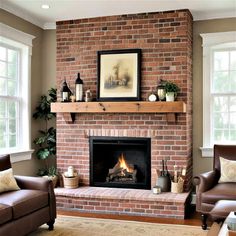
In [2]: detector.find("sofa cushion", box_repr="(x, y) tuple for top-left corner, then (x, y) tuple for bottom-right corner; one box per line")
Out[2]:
(0, 203), (12, 225)
(0, 189), (48, 219)
(202, 183), (236, 204)
(0, 168), (20, 193)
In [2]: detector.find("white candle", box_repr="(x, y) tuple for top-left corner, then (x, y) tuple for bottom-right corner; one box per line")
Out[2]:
(153, 186), (161, 194)
(67, 166), (74, 177)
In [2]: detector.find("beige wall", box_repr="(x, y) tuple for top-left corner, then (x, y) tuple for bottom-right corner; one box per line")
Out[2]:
(42, 30), (56, 93)
(0, 9), (56, 175)
(193, 18), (236, 177)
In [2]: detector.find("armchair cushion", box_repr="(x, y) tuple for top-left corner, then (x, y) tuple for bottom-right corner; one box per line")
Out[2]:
(201, 183), (236, 204)
(219, 157), (236, 183)
(0, 168), (20, 193)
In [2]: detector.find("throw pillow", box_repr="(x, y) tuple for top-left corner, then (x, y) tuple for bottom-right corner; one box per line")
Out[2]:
(218, 157), (236, 183)
(0, 168), (20, 193)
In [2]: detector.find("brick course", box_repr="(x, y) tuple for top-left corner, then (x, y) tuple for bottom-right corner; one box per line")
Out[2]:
(56, 9), (193, 218)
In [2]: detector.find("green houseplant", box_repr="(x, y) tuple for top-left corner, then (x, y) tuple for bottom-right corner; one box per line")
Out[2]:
(33, 88), (57, 184)
(164, 81), (180, 101)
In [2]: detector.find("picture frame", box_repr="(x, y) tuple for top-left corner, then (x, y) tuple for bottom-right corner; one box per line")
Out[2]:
(97, 49), (141, 101)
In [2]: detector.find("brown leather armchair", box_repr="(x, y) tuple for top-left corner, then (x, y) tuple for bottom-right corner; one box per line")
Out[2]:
(0, 154), (56, 236)
(193, 145), (236, 229)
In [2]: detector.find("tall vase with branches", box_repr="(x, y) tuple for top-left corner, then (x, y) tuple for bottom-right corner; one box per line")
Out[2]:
(33, 88), (57, 177)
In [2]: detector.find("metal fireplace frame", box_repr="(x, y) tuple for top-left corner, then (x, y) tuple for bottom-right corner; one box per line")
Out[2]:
(89, 136), (151, 189)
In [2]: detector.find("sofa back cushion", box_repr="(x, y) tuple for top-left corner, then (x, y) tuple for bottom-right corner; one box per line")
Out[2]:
(214, 145), (236, 172)
(0, 168), (20, 193)
(0, 154), (11, 171)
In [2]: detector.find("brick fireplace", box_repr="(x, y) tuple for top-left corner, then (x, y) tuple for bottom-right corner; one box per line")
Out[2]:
(55, 9), (193, 218)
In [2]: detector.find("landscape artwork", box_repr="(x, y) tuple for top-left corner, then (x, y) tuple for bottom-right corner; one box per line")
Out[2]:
(97, 49), (141, 101)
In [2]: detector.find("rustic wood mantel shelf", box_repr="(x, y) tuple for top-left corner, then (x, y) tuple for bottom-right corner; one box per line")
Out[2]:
(51, 101), (186, 123)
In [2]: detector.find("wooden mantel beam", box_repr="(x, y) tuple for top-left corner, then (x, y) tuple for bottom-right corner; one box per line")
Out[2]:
(51, 101), (186, 123)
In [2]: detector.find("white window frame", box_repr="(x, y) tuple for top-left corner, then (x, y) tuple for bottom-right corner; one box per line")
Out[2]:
(0, 23), (35, 162)
(200, 31), (236, 157)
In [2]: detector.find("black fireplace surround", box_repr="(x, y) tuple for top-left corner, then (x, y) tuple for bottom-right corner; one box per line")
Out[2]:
(89, 136), (151, 189)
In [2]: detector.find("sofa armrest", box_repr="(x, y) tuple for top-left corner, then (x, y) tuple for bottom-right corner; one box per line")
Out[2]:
(15, 175), (52, 191)
(193, 170), (218, 193)
(193, 170), (219, 213)
(15, 175), (56, 220)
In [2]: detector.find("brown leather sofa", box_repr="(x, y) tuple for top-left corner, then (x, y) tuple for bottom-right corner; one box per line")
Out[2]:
(0, 154), (56, 236)
(193, 145), (236, 229)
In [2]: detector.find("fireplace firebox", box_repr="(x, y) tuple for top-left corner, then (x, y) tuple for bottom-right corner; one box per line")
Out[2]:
(89, 137), (151, 189)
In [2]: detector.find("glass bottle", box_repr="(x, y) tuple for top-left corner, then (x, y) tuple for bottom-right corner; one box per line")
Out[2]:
(75, 73), (83, 101)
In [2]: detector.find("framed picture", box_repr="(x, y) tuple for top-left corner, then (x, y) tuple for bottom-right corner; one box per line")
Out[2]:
(97, 49), (141, 101)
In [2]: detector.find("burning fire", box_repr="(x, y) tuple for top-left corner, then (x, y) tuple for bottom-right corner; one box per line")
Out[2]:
(106, 153), (137, 183)
(118, 153), (132, 173)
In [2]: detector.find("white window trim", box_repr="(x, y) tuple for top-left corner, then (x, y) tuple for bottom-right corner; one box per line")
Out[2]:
(200, 31), (236, 157)
(10, 150), (34, 163)
(0, 23), (35, 162)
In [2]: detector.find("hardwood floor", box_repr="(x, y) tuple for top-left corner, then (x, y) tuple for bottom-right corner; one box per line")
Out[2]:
(57, 205), (203, 227)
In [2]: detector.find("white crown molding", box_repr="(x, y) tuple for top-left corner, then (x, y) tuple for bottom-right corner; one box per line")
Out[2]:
(0, 23), (35, 47)
(43, 22), (56, 30)
(1, 1), (44, 29)
(193, 10), (236, 21)
(200, 31), (236, 47)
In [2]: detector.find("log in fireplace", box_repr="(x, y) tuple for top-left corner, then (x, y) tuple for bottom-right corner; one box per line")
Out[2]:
(106, 153), (137, 183)
(89, 137), (151, 189)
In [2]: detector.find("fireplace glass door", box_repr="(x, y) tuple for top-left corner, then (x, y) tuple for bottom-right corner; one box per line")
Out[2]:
(90, 137), (151, 189)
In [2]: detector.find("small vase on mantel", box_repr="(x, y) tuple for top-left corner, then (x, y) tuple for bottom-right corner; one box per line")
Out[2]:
(166, 92), (175, 102)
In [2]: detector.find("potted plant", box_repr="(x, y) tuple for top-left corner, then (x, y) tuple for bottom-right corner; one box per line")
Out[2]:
(33, 88), (58, 187)
(164, 81), (180, 101)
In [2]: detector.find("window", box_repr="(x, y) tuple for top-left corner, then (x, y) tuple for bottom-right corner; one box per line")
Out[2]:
(201, 31), (236, 157)
(0, 44), (20, 151)
(212, 48), (236, 143)
(0, 23), (35, 162)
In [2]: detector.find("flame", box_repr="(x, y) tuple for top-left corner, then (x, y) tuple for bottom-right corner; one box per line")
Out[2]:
(118, 153), (132, 172)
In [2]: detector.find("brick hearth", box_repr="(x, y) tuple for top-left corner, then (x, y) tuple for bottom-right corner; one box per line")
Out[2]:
(55, 9), (193, 218)
(55, 187), (190, 219)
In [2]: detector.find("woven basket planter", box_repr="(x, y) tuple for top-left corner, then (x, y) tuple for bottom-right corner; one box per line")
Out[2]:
(63, 174), (79, 189)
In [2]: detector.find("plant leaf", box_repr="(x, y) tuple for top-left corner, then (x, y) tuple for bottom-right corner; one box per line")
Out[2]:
(36, 149), (50, 160)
